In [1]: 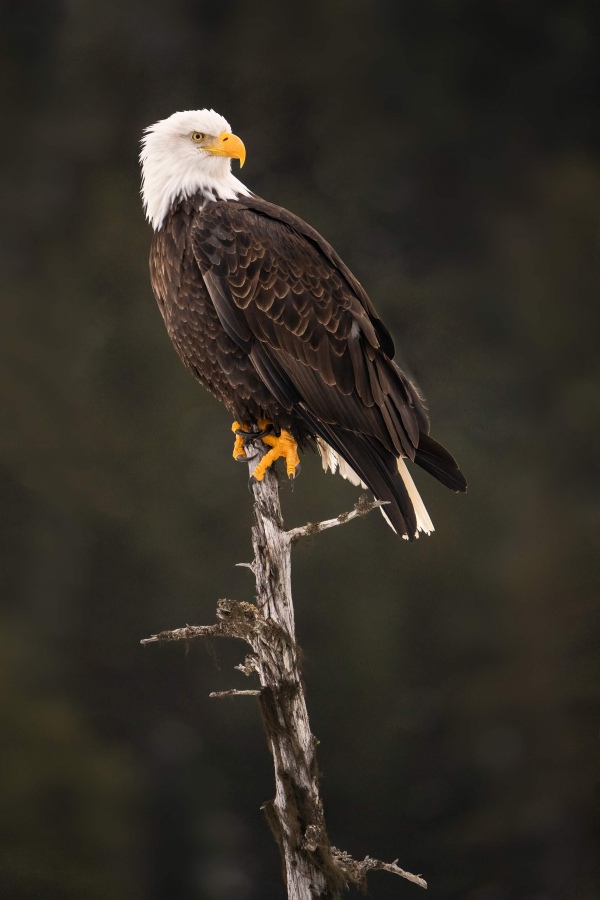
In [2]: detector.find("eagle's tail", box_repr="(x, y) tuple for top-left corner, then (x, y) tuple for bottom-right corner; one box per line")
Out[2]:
(316, 428), (465, 540)
(413, 433), (468, 492)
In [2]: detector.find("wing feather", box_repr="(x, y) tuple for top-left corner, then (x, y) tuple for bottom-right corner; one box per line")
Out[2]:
(192, 200), (426, 463)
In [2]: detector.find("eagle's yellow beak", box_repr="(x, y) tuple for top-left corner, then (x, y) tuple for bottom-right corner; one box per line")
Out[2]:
(205, 132), (246, 168)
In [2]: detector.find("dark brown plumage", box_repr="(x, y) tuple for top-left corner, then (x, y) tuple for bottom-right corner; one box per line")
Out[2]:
(149, 191), (466, 538)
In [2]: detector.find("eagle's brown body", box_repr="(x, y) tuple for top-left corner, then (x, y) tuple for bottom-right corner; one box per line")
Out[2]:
(149, 191), (466, 537)
(151, 195), (279, 424)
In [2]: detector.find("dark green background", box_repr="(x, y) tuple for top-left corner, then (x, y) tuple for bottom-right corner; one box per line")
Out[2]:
(2, 1), (599, 897)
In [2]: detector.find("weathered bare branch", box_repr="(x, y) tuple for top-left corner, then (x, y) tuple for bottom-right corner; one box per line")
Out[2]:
(140, 622), (226, 644)
(331, 847), (427, 890)
(209, 689), (261, 698)
(287, 492), (388, 542)
(141, 436), (427, 897)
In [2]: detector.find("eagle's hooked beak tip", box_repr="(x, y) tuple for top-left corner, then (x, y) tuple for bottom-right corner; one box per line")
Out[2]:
(207, 132), (246, 168)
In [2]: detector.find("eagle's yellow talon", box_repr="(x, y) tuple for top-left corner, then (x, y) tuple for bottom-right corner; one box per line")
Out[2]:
(251, 426), (300, 481)
(232, 419), (300, 479)
(232, 421), (248, 460)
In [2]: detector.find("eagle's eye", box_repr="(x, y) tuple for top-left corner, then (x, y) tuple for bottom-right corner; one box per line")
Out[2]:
(191, 132), (205, 143)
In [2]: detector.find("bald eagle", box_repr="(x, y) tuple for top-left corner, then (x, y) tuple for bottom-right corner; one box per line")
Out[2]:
(140, 109), (466, 539)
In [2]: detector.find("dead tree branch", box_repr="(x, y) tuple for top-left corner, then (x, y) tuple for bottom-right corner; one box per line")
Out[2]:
(287, 494), (388, 542)
(142, 438), (427, 897)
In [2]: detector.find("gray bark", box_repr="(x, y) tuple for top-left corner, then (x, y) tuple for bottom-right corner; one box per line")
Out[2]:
(244, 443), (341, 898)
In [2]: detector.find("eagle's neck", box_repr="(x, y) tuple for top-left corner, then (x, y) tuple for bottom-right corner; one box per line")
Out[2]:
(141, 154), (250, 231)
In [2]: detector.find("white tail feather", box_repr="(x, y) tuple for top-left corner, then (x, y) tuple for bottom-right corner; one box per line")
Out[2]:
(397, 458), (434, 536)
(317, 438), (366, 488)
(317, 438), (434, 538)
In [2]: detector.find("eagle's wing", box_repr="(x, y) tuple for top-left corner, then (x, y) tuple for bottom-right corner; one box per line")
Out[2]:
(192, 197), (464, 537)
(193, 199), (428, 452)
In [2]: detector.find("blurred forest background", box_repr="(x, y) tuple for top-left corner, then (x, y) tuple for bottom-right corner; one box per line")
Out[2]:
(2, 1), (599, 898)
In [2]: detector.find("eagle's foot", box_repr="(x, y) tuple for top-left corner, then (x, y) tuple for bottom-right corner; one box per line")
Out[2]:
(232, 419), (278, 462)
(252, 419), (300, 481)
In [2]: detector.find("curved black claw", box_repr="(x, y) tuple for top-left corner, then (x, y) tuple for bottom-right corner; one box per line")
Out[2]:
(235, 423), (274, 443)
(288, 462), (301, 490)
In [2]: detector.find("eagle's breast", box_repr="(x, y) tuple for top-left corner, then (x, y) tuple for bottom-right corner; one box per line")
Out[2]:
(149, 196), (275, 419)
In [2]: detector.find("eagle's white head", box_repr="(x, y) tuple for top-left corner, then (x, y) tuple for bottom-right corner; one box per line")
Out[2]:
(140, 109), (250, 231)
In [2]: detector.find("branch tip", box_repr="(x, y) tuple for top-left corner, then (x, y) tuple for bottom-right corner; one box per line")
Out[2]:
(209, 689), (261, 699)
(140, 622), (224, 644)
